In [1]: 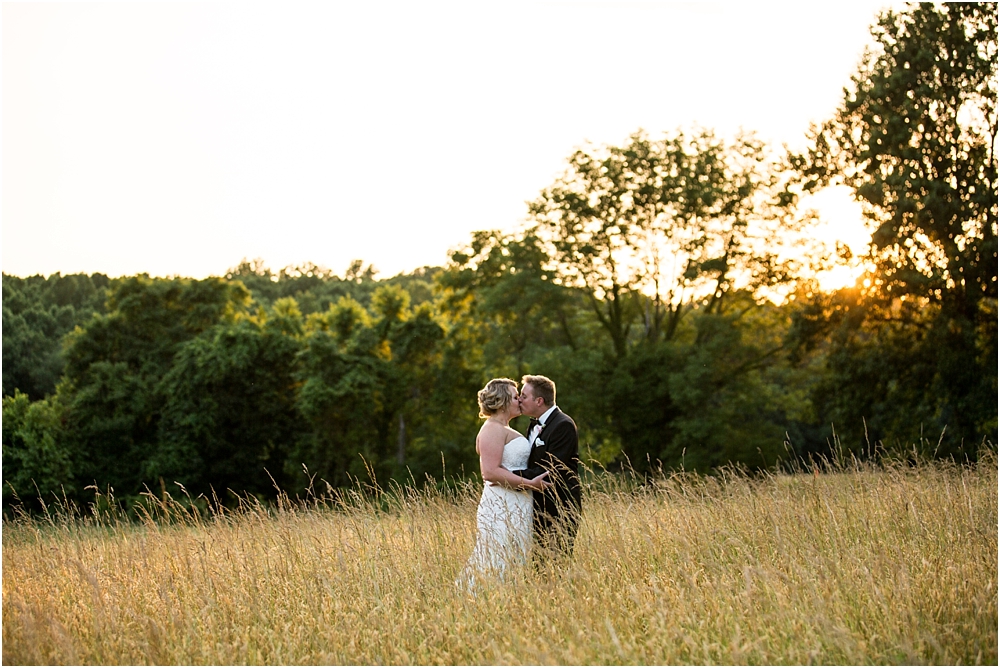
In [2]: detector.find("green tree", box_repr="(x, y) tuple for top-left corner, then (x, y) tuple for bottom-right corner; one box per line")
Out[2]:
(802, 3), (997, 318)
(152, 312), (305, 499)
(441, 230), (585, 376)
(2, 306), (69, 400)
(2, 391), (74, 510)
(293, 299), (391, 488)
(292, 285), (451, 486)
(381, 302), (445, 468)
(225, 258), (401, 316)
(797, 3), (998, 452)
(2, 273), (111, 400)
(529, 128), (807, 359)
(59, 276), (252, 497)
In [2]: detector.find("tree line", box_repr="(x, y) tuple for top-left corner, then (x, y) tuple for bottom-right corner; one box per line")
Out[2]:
(3, 4), (996, 512)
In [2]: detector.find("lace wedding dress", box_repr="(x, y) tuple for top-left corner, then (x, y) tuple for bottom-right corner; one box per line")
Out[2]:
(457, 436), (533, 589)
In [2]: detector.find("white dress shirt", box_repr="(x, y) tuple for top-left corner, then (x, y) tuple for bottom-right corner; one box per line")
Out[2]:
(529, 405), (558, 447)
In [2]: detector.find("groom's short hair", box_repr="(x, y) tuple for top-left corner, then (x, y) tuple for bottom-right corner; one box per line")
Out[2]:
(522, 375), (555, 407)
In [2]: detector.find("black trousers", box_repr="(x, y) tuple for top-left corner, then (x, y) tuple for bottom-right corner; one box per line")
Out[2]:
(532, 502), (581, 561)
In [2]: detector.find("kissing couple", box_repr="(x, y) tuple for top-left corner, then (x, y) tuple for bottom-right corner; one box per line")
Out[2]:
(458, 375), (582, 589)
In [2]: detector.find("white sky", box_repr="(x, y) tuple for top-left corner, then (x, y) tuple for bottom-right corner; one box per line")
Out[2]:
(3, 1), (899, 282)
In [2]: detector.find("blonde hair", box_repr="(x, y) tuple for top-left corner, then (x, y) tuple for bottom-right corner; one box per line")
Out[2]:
(477, 378), (518, 418)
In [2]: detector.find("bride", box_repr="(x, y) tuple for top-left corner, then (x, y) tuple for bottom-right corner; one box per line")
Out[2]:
(458, 378), (550, 589)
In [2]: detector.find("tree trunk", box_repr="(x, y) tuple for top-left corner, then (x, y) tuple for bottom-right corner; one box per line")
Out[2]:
(397, 413), (406, 465)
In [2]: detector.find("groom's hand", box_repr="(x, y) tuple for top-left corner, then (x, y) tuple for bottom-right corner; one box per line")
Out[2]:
(511, 466), (546, 481)
(528, 471), (551, 492)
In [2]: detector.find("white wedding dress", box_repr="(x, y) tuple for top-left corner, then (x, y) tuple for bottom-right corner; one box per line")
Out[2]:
(457, 436), (534, 590)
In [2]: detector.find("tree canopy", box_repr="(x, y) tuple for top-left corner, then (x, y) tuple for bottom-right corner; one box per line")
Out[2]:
(794, 2), (998, 453)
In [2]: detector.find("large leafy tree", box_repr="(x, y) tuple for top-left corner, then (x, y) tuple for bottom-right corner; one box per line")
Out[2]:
(59, 277), (252, 496)
(532, 129), (817, 471)
(529, 128), (808, 359)
(441, 230), (585, 376)
(802, 3), (997, 317)
(797, 3), (998, 451)
(224, 258), (416, 316)
(2, 391), (75, 509)
(2, 273), (111, 400)
(292, 286), (447, 488)
(153, 305), (306, 499)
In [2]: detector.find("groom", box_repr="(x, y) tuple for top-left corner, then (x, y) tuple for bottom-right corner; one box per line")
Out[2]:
(511, 375), (582, 559)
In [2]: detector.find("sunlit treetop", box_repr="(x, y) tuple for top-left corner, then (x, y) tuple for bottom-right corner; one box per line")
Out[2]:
(798, 2), (998, 321)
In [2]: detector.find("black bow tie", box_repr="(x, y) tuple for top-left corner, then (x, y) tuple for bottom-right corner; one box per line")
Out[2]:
(529, 418), (540, 430)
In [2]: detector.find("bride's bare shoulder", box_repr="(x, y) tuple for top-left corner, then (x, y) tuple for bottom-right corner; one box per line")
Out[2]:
(478, 420), (500, 434)
(477, 421), (505, 441)
(477, 422), (522, 445)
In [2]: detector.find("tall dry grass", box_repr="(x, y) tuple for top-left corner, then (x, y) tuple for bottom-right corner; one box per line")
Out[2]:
(3, 454), (997, 665)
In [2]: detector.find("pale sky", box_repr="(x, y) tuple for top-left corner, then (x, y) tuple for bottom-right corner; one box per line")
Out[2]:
(3, 1), (899, 283)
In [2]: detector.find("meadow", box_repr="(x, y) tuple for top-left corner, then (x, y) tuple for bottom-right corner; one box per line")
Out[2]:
(3, 453), (997, 665)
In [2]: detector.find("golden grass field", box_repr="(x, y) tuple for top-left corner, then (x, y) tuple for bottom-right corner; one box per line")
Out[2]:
(3, 454), (997, 665)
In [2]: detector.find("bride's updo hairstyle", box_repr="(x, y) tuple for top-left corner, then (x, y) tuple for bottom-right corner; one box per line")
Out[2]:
(477, 378), (518, 418)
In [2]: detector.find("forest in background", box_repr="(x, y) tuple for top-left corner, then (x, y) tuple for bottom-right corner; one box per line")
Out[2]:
(3, 4), (997, 511)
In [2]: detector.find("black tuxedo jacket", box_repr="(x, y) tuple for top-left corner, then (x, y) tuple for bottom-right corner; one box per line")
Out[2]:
(512, 407), (582, 520)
